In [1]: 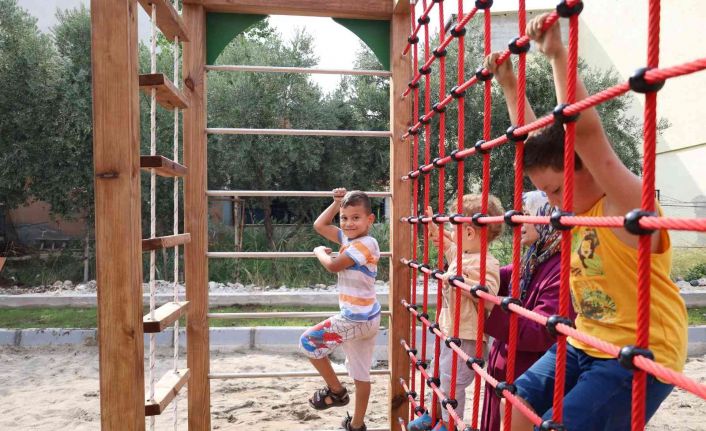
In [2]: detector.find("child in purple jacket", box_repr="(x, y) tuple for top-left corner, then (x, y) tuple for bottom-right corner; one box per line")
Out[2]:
(481, 192), (575, 431)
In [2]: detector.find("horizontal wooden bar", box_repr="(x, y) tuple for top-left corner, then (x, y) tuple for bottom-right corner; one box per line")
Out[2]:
(139, 73), (189, 110)
(205, 65), (391, 77)
(138, 0), (189, 41)
(144, 301), (189, 333)
(144, 368), (190, 416)
(207, 251), (392, 258)
(140, 155), (187, 177)
(209, 369), (390, 379)
(182, 0), (392, 19)
(142, 233), (191, 252)
(206, 190), (391, 198)
(206, 128), (391, 138)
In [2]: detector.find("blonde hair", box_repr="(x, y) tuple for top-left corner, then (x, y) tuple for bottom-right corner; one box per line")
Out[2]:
(448, 193), (505, 242)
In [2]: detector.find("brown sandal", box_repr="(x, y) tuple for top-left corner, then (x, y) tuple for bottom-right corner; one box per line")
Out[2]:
(308, 386), (349, 410)
(341, 412), (367, 431)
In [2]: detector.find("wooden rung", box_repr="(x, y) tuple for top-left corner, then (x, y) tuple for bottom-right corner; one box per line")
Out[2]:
(145, 368), (190, 416)
(142, 233), (191, 252)
(143, 301), (189, 333)
(139, 73), (189, 110)
(0, 257), (5, 272)
(137, 0), (189, 42)
(140, 155), (187, 177)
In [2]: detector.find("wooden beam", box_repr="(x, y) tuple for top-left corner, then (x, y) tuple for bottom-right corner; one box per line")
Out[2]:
(140, 155), (188, 177)
(0, 257), (5, 272)
(91, 0), (146, 429)
(144, 368), (191, 416)
(142, 233), (191, 252)
(137, 0), (189, 42)
(143, 301), (189, 333)
(139, 73), (189, 110)
(388, 3), (413, 430)
(393, 0), (410, 14)
(183, 0), (392, 19)
(182, 4), (212, 430)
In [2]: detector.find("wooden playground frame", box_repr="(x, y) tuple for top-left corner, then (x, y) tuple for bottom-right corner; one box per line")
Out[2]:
(90, 1), (412, 429)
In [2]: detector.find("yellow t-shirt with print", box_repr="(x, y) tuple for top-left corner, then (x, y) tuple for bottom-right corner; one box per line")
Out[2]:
(568, 197), (687, 373)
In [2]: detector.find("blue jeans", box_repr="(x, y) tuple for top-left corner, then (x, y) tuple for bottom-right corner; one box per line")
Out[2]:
(514, 343), (674, 431)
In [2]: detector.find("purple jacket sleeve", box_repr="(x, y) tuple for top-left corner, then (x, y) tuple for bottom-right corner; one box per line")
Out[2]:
(484, 256), (564, 352)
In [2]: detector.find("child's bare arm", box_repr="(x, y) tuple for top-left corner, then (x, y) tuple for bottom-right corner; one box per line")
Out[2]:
(313, 188), (346, 244)
(483, 52), (538, 125)
(313, 246), (355, 273)
(425, 206), (453, 254)
(527, 14), (644, 219)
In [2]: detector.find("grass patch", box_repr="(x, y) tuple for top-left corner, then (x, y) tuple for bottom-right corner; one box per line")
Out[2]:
(672, 249), (706, 281)
(688, 307), (706, 326)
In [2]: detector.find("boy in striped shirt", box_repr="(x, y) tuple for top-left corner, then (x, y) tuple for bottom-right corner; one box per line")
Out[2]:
(301, 188), (381, 431)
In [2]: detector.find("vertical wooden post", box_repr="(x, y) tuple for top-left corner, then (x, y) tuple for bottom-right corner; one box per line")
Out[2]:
(182, 4), (211, 430)
(91, 0), (145, 430)
(389, 1), (413, 429)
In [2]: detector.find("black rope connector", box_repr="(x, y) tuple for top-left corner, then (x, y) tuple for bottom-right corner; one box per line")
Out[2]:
(504, 209), (522, 227)
(431, 269), (445, 281)
(405, 346), (417, 355)
(417, 312), (430, 323)
(417, 165), (428, 177)
(545, 314), (575, 337)
(550, 210), (575, 231)
(416, 359), (428, 369)
(426, 376), (441, 388)
(414, 406), (427, 415)
(407, 216), (419, 224)
(444, 336), (462, 348)
(441, 398), (459, 410)
(466, 356), (486, 369)
(419, 263), (431, 272)
(624, 209), (657, 236)
(448, 275), (465, 287)
(470, 284), (489, 299)
(508, 36), (530, 55)
(506, 125), (529, 142)
(407, 302), (419, 311)
(449, 149), (464, 161)
(553, 103), (580, 124)
(417, 15), (431, 25)
(450, 25), (467, 38)
(462, 428), (480, 431)
(474, 139), (489, 154)
(429, 322), (441, 334)
(405, 390), (417, 400)
(629, 67), (665, 94)
(494, 381), (517, 399)
(432, 102), (447, 114)
(408, 126), (419, 136)
(540, 420), (567, 431)
(432, 0), (444, 3)
(432, 157), (444, 167)
(432, 213), (447, 224)
(419, 114), (431, 125)
(618, 345), (655, 370)
(475, 66), (493, 82)
(433, 48), (448, 58)
(475, 0), (493, 10)
(500, 296), (522, 312)
(419, 65), (432, 75)
(408, 35), (420, 45)
(471, 212), (487, 227)
(449, 213), (464, 225)
(556, 0), (584, 18)
(408, 81), (420, 89)
(450, 85), (466, 99)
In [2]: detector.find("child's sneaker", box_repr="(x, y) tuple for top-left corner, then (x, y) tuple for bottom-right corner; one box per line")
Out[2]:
(407, 411), (433, 431)
(431, 421), (450, 431)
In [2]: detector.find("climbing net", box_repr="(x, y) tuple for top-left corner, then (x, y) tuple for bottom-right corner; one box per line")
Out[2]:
(398, 1), (706, 430)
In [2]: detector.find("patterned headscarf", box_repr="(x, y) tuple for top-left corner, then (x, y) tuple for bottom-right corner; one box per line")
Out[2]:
(519, 192), (562, 300)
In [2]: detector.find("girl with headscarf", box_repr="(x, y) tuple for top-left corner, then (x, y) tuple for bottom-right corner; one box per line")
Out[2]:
(480, 191), (576, 431)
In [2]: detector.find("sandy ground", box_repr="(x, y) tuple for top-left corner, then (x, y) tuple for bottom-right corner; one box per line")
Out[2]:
(0, 346), (704, 431)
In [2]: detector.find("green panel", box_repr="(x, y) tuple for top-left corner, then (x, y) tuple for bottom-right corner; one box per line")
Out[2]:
(206, 13), (267, 64)
(333, 18), (390, 70)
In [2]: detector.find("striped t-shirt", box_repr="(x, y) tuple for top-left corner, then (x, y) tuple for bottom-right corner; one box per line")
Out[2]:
(336, 229), (381, 322)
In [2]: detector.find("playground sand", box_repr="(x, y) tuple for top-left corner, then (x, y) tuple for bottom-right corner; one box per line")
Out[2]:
(0, 346), (704, 430)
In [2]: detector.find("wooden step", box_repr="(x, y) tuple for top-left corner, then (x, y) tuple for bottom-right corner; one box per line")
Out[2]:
(142, 233), (191, 252)
(137, 0), (189, 42)
(140, 155), (187, 177)
(143, 301), (189, 333)
(139, 73), (189, 110)
(145, 368), (190, 416)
